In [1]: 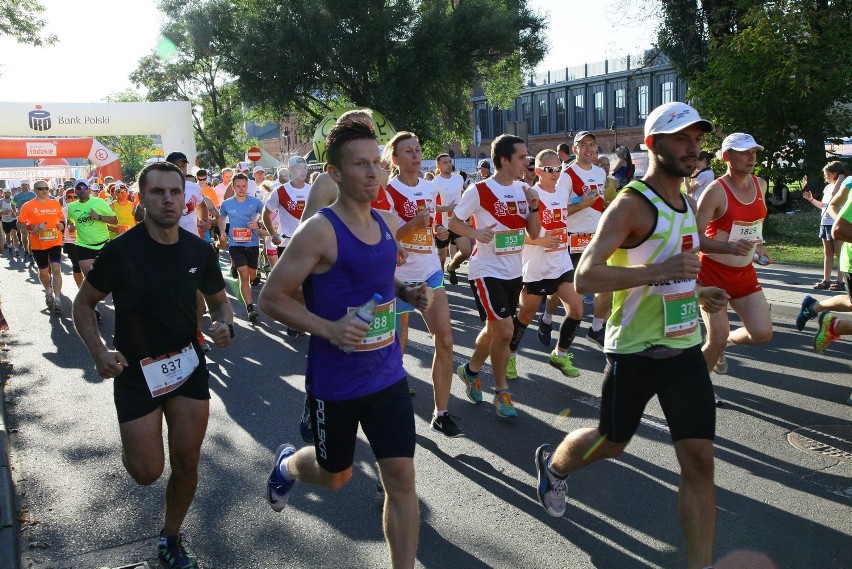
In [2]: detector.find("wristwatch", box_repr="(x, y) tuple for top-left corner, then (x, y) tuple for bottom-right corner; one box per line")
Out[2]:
(529, 206), (540, 213)
(226, 322), (235, 338)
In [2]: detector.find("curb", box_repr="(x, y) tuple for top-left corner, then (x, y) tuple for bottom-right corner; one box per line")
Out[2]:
(0, 332), (19, 569)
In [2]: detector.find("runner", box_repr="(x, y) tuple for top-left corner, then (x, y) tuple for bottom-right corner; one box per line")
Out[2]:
(16, 180), (66, 311)
(61, 187), (83, 288)
(557, 132), (611, 348)
(448, 134), (541, 418)
(264, 156), (313, 258)
(696, 133), (773, 385)
(260, 117), (429, 569)
(12, 180), (36, 264)
(109, 181), (137, 238)
(383, 132), (461, 437)
(65, 179), (118, 279)
(533, 102), (729, 569)
(218, 173), (265, 323)
(433, 153), (471, 285)
(508, 149), (585, 378)
(72, 160), (234, 569)
(213, 168), (232, 207)
(1, 189), (20, 259)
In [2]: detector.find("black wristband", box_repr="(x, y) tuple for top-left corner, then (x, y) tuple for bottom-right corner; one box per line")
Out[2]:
(529, 206), (540, 213)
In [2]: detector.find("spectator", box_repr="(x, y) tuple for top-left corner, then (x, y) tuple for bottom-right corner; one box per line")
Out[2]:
(767, 177), (791, 214)
(685, 151), (716, 200)
(803, 161), (848, 290)
(611, 146), (634, 188)
(556, 143), (572, 165)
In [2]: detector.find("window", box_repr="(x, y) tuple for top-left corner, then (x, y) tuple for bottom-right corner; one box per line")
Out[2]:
(555, 96), (566, 132)
(637, 85), (649, 120)
(614, 87), (626, 127)
(573, 91), (585, 130)
(477, 108), (488, 139)
(593, 89), (605, 129)
(537, 95), (548, 134)
(492, 107), (502, 138)
(661, 81), (674, 104)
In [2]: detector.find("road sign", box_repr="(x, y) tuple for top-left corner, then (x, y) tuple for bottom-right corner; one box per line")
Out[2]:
(247, 147), (262, 162)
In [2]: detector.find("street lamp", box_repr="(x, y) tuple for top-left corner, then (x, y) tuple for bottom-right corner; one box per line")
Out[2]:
(610, 121), (617, 152)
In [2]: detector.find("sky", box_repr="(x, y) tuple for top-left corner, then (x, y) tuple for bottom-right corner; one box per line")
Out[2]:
(0, 0), (657, 104)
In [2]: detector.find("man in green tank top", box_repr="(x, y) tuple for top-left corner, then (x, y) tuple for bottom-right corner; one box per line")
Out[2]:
(534, 102), (741, 569)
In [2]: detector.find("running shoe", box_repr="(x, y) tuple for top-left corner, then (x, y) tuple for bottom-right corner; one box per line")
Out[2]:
(298, 398), (314, 443)
(248, 308), (259, 323)
(583, 294), (594, 304)
(494, 390), (517, 418)
(251, 276), (262, 287)
(158, 532), (198, 569)
(796, 295), (818, 331)
(266, 443), (297, 512)
(457, 364), (482, 403)
(44, 293), (53, 310)
(506, 354), (518, 380)
(445, 263), (458, 286)
(714, 393), (724, 407)
(814, 312), (839, 353)
(713, 353), (728, 374)
(548, 351), (580, 377)
(430, 414), (464, 438)
(586, 326), (605, 348)
(52, 297), (62, 313)
(536, 315), (553, 347)
(535, 444), (567, 518)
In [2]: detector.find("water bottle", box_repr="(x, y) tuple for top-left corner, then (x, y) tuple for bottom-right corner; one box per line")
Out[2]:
(342, 293), (382, 353)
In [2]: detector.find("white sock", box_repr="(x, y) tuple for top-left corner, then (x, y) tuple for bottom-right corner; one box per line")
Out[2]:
(556, 348), (568, 357)
(433, 409), (447, 419)
(279, 455), (295, 481)
(591, 317), (604, 332)
(541, 313), (553, 325)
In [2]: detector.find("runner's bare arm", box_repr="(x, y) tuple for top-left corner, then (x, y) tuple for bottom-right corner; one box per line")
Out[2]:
(72, 281), (128, 378)
(300, 172), (337, 223)
(204, 289), (234, 347)
(576, 191), (701, 294)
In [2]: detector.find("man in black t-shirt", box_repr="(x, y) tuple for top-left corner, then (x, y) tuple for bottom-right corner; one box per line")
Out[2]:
(72, 161), (235, 569)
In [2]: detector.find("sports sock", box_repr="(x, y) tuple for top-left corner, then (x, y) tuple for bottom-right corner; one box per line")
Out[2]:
(509, 314), (528, 352)
(591, 317), (604, 332)
(541, 313), (553, 325)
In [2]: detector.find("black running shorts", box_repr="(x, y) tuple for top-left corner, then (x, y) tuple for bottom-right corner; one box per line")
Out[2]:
(308, 378), (415, 474)
(435, 229), (463, 249)
(523, 269), (575, 297)
(469, 276), (523, 321)
(63, 242), (81, 273)
(598, 345), (715, 443)
(229, 245), (259, 270)
(32, 245), (63, 270)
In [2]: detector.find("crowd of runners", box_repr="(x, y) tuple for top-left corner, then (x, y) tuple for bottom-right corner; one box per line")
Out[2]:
(0, 101), (849, 569)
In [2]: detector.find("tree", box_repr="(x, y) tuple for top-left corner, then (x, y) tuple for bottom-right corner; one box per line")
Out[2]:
(130, 7), (257, 169)
(656, 0), (852, 182)
(96, 91), (158, 183)
(0, 0), (56, 47)
(156, 0), (546, 157)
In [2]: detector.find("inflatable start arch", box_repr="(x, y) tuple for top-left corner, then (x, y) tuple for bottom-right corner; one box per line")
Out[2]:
(0, 101), (196, 180)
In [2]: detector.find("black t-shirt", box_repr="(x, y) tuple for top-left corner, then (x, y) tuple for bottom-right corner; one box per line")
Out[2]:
(86, 223), (225, 360)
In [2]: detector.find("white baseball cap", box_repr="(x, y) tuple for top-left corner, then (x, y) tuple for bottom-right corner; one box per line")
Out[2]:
(721, 133), (764, 153)
(252, 165), (266, 174)
(644, 102), (713, 137)
(236, 161), (250, 172)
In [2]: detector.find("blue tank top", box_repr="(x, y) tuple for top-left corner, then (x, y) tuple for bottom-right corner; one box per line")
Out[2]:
(304, 207), (404, 400)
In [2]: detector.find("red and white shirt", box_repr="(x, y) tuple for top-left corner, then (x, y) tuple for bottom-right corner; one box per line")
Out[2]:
(385, 178), (441, 282)
(265, 181), (312, 245)
(433, 172), (464, 226)
(558, 163), (606, 235)
(453, 178), (531, 280)
(522, 183), (573, 283)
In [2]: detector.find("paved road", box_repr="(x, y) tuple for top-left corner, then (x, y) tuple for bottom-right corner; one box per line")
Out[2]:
(1, 253), (850, 568)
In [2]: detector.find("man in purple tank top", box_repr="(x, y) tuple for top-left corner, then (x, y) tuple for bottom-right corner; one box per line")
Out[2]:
(259, 117), (432, 569)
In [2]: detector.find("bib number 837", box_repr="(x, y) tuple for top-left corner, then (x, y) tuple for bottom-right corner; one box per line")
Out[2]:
(162, 359), (181, 374)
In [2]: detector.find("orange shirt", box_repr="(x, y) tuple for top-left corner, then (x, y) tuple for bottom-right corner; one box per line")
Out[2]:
(201, 184), (220, 209)
(17, 198), (64, 250)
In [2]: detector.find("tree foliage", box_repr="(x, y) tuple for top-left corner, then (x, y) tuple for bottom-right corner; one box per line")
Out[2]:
(657, 0), (852, 181)
(130, 5), (257, 169)
(154, 0), (546, 157)
(0, 0), (56, 47)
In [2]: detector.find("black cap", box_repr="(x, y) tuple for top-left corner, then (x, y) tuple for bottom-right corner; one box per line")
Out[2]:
(166, 151), (188, 164)
(478, 160), (491, 169)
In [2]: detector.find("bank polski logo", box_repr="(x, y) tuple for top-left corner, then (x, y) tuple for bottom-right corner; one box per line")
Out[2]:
(28, 105), (51, 131)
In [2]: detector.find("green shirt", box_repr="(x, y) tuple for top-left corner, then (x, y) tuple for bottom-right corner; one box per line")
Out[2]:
(838, 183), (852, 273)
(66, 196), (114, 249)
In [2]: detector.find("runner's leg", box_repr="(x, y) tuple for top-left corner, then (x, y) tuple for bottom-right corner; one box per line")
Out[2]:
(728, 291), (772, 346)
(420, 289), (453, 413)
(673, 438), (716, 569)
(162, 396), (209, 535)
(377, 457), (418, 569)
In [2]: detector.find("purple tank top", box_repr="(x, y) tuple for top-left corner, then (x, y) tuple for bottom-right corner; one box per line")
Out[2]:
(304, 207), (404, 400)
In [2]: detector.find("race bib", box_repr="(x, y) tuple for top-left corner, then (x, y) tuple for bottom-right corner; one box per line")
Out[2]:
(400, 228), (433, 254)
(232, 227), (252, 242)
(38, 228), (58, 241)
(569, 233), (593, 254)
(662, 291), (699, 338)
(348, 299), (396, 351)
(140, 343), (200, 397)
(728, 220), (763, 243)
(494, 229), (525, 255)
(545, 228), (568, 253)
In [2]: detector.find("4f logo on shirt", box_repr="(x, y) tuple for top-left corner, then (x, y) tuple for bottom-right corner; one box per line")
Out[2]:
(188, 267), (197, 273)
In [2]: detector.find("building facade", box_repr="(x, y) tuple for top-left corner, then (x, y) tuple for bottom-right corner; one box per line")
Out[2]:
(470, 51), (687, 159)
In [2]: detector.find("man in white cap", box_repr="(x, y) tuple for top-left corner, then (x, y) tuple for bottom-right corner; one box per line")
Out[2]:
(263, 156), (312, 258)
(534, 102), (746, 569)
(695, 133), (773, 389)
(13, 179), (37, 264)
(252, 166), (268, 199)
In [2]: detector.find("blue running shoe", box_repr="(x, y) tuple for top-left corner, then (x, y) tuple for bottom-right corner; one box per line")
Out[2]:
(535, 444), (567, 517)
(158, 532), (198, 569)
(267, 444), (296, 512)
(796, 295), (818, 331)
(457, 364), (482, 403)
(298, 397), (314, 443)
(494, 390), (517, 418)
(583, 294), (594, 304)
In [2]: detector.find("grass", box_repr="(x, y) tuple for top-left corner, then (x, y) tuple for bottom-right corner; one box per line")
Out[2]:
(763, 201), (824, 266)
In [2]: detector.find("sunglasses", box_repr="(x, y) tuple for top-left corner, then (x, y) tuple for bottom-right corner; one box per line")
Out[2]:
(539, 166), (561, 173)
(35, 186), (50, 190)
(197, 177), (207, 181)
